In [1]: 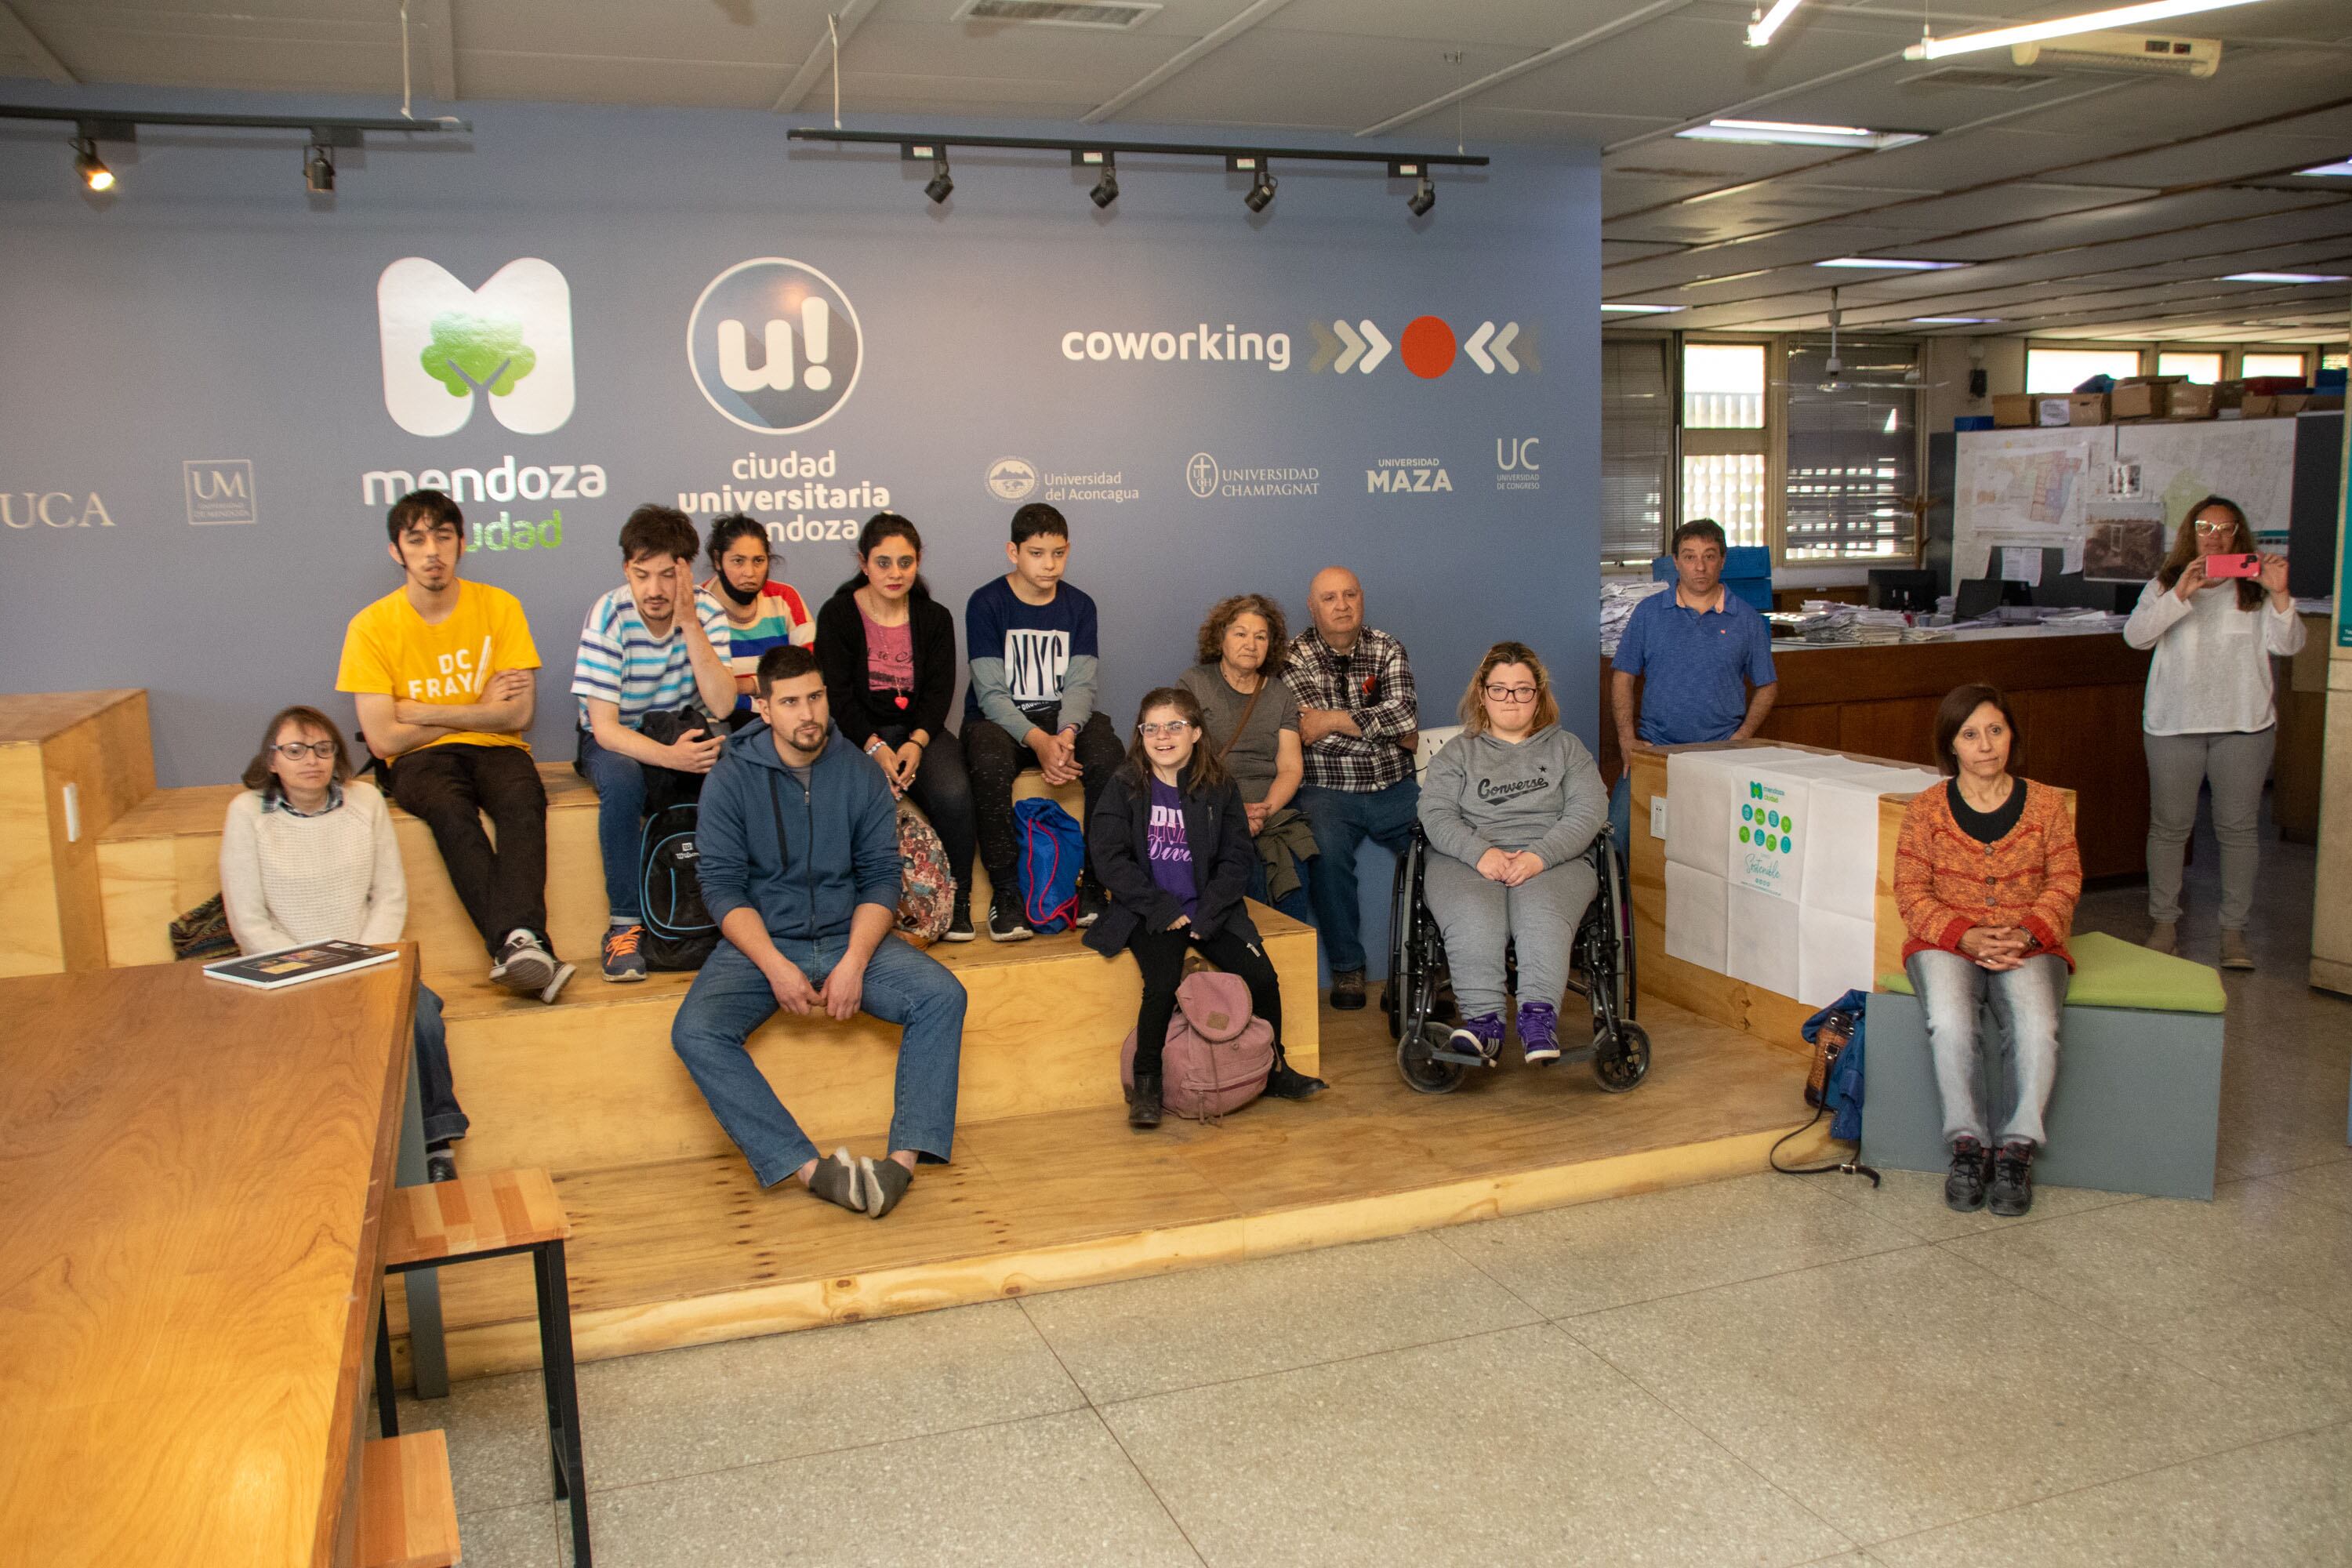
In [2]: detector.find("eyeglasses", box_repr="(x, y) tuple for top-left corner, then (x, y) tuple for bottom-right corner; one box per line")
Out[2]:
(2193, 519), (2237, 535)
(1138, 722), (1192, 739)
(1484, 684), (1538, 703)
(271, 742), (336, 760)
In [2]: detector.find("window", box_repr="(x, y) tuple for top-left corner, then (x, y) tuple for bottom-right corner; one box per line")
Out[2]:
(1780, 339), (1919, 561)
(1681, 341), (1770, 548)
(2323, 350), (2347, 373)
(2026, 345), (2143, 392)
(2240, 350), (2310, 381)
(2156, 350), (2223, 384)
(1599, 338), (1673, 569)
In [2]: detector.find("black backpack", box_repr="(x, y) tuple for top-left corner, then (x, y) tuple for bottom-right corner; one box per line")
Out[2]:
(638, 800), (720, 970)
(631, 710), (721, 968)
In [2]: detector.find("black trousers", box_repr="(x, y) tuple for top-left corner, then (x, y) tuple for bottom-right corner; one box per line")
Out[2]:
(964, 706), (1123, 885)
(1126, 924), (1282, 1078)
(387, 742), (552, 958)
(870, 724), (978, 901)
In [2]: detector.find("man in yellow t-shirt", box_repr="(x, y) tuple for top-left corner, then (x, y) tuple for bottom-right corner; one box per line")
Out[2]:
(338, 488), (572, 1002)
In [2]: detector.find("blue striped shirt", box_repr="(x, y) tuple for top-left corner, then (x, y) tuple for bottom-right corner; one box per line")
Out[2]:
(572, 586), (731, 728)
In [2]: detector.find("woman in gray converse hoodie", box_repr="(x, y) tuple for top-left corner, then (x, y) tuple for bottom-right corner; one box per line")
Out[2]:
(1418, 641), (1607, 1066)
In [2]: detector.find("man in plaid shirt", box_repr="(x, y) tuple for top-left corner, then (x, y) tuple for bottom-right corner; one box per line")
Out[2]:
(1284, 566), (1420, 1009)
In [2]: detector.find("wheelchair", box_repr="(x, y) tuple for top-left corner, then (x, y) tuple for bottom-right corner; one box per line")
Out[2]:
(1381, 823), (1650, 1095)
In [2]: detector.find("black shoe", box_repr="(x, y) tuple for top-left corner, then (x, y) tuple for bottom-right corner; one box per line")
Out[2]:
(1075, 877), (1107, 928)
(1128, 1071), (1163, 1129)
(1264, 1058), (1327, 1100)
(986, 885), (1033, 943)
(1944, 1134), (1991, 1213)
(1330, 970), (1367, 1011)
(943, 890), (975, 944)
(1988, 1140), (2036, 1217)
(425, 1149), (457, 1183)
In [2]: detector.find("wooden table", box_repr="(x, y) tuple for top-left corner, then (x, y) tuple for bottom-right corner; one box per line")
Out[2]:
(0, 949), (418, 1567)
(1602, 626), (2152, 879)
(0, 689), (153, 976)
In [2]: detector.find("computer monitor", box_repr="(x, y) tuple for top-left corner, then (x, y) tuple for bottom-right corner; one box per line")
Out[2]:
(1868, 569), (1937, 612)
(1952, 575), (2005, 621)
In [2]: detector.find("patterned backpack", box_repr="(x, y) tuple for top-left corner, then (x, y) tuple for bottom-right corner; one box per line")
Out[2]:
(895, 800), (955, 948)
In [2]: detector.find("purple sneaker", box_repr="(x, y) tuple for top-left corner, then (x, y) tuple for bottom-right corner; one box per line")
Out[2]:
(1447, 1012), (1504, 1064)
(1517, 1002), (1562, 1065)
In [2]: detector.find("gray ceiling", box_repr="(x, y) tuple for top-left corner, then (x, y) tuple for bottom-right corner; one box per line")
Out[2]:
(6, 0), (2351, 343)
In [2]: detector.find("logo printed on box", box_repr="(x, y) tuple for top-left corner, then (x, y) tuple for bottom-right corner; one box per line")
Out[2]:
(378, 259), (575, 437)
(184, 460), (257, 525)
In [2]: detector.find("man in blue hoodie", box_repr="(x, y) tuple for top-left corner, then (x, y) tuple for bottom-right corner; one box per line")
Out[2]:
(673, 645), (966, 1218)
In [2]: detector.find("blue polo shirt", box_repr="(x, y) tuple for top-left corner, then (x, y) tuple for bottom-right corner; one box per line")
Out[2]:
(1612, 587), (1777, 745)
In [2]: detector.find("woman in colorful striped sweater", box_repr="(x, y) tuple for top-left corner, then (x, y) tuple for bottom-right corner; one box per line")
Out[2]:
(1893, 684), (2082, 1218)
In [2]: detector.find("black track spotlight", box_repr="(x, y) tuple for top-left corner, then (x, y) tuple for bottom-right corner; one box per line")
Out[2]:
(72, 136), (113, 191)
(1090, 165), (1118, 209)
(305, 141), (336, 194)
(1407, 175), (1435, 216)
(1243, 165), (1276, 213)
(924, 156), (953, 205)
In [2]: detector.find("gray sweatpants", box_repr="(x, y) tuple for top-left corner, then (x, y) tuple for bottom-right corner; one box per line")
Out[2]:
(2144, 727), (2274, 931)
(1423, 851), (1598, 1018)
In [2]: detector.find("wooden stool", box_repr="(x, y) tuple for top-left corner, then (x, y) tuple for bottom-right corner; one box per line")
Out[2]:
(358, 1431), (461, 1568)
(375, 1168), (591, 1566)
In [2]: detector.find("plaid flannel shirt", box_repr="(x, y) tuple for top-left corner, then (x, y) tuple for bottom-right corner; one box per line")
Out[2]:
(1284, 626), (1417, 792)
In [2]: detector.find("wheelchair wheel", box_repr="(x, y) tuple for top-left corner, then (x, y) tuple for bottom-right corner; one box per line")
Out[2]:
(1397, 1022), (1467, 1094)
(1592, 1021), (1651, 1094)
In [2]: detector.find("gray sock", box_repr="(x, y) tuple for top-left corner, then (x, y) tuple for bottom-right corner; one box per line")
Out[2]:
(860, 1156), (914, 1219)
(803, 1148), (863, 1213)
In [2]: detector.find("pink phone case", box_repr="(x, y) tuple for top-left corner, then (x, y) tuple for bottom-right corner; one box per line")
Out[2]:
(2206, 553), (2260, 579)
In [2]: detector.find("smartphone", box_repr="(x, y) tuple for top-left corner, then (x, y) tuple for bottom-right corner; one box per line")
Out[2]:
(2205, 553), (2261, 579)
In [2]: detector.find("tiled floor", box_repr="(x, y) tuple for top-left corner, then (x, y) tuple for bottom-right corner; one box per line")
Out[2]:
(406, 810), (2350, 1567)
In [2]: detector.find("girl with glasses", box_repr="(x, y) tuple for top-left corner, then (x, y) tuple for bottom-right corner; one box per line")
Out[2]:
(217, 704), (469, 1180)
(2122, 495), (2303, 969)
(1085, 687), (1325, 1128)
(1417, 642), (1608, 1066)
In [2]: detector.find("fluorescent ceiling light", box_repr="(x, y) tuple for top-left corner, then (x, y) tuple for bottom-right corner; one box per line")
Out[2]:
(1902, 0), (2264, 61)
(2296, 160), (2352, 176)
(1675, 118), (1927, 151)
(1602, 303), (1684, 314)
(1912, 316), (2002, 324)
(1746, 0), (1806, 48)
(1817, 257), (1965, 270)
(1681, 269), (1770, 289)
(2221, 271), (2349, 283)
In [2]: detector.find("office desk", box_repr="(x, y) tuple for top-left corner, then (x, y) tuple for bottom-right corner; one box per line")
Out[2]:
(0, 948), (417, 1567)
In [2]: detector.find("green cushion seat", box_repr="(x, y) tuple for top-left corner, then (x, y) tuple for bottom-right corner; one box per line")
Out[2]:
(1877, 930), (2226, 1015)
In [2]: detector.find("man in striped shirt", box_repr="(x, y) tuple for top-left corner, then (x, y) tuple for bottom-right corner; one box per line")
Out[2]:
(572, 504), (737, 982)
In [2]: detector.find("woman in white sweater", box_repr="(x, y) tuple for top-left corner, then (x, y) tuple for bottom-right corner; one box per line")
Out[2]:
(220, 705), (466, 1178)
(2122, 495), (2304, 970)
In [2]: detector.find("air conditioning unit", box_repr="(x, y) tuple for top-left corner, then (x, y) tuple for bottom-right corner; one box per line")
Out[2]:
(2011, 31), (2220, 78)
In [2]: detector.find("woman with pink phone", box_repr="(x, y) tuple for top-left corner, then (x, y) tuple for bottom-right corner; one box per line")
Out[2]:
(2122, 495), (2303, 969)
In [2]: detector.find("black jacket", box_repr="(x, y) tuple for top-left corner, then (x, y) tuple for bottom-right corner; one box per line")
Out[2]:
(1084, 763), (1260, 955)
(814, 582), (958, 750)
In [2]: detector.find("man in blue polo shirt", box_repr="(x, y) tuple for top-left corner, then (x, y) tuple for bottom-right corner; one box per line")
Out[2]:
(1609, 518), (1778, 850)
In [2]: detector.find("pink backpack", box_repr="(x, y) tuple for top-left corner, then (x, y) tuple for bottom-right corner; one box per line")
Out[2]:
(1120, 969), (1276, 1121)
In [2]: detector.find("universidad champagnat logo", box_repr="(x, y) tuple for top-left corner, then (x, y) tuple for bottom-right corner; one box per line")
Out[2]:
(688, 259), (863, 435)
(378, 258), (577, 437)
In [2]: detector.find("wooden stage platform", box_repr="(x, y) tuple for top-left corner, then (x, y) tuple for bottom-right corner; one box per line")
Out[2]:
(390, 994), (1820, 1383)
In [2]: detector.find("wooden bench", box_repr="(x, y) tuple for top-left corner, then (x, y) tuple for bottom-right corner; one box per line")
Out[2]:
(358, 1432), (461, 1568)
(378, 1169), (590, 1566)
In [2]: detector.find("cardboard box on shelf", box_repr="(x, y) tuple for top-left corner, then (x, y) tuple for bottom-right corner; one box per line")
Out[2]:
(2167, 383), (2218, 419)
(2212, 378), (2247, 412)
(1992, 393), (2034, 427)
(2243, 394), (2285, 417)
(2111, 376), (2187, 419)
(2067, 391), (2110, 426)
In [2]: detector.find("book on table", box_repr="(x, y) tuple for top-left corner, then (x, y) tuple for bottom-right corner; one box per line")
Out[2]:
(202, 940), (400, 990)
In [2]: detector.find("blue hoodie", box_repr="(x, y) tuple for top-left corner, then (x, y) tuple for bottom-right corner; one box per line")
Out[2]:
(695, 720), (900, 943)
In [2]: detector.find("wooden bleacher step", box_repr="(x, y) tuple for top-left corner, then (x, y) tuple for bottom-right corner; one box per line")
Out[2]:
(358, 1431), (460, 1568)
(385, 1167), (572, 1269)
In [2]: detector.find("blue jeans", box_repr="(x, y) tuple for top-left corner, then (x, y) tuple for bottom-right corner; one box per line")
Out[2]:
(1905, 948), (2067, 1149)
(414, 984), (469, 1145)
(576, 727), (648, 924)
(671, 934), (967, 1186)
(1246, 855), (1316, 927)
(1296, 778), (1419, 974)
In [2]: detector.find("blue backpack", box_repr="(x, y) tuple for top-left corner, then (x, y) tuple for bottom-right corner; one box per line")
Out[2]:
(1013, 796), (1085, 935)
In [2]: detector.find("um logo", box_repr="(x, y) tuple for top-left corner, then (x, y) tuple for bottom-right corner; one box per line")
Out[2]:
(688, 259), (863, 435)
(184, 459), (258, 525)
(378, 258), (576, 438)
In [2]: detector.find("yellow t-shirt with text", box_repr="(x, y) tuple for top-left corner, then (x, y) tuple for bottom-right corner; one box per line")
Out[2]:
(336, 581), (543, 753)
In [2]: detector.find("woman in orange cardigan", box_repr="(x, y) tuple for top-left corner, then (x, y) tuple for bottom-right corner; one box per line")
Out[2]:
(1893, 684), (2082, 1218)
